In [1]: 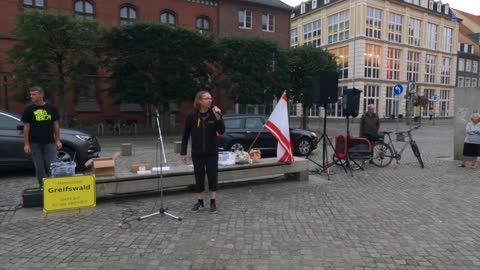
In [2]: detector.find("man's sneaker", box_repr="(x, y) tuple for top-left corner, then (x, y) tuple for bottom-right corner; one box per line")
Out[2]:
(210, 202), (217, 213)
(191, 202), (203, 212)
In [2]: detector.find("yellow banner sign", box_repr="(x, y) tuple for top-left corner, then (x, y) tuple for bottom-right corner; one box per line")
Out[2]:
(43, 175), (96, 212)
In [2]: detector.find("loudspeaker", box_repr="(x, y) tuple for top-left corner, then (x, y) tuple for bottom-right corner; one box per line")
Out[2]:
(313, 71), (339, 105)
(342, 88), (362, 118)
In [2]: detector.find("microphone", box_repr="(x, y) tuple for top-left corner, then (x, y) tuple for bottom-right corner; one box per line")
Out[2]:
(211, 106), (222, 116)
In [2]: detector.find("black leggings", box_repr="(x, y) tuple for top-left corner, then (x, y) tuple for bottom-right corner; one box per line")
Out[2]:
(192, 154), (218, 193)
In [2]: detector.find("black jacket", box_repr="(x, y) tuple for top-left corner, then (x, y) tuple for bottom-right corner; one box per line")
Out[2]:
(181, 109), (225, 156)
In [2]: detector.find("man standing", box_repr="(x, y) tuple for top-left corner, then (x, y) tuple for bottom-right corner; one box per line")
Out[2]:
(21, 86), (62, 187)
(359, 104), (380, 141)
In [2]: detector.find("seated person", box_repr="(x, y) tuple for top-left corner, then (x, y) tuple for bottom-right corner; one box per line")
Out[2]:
(359, 104), (380, 142)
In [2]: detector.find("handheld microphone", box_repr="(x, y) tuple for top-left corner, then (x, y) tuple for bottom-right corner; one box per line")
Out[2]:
(211, 106), (222, 116)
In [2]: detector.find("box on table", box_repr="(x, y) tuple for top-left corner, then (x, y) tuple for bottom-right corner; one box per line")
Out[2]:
(84, 152), (120, 176)
(131, 163), (152, 173)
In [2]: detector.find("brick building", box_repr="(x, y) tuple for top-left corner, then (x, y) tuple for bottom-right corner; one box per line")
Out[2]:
(0, 0), (219, 125)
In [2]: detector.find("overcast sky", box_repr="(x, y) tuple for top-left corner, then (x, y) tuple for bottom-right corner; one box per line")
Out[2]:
(281, 0), (480, 15)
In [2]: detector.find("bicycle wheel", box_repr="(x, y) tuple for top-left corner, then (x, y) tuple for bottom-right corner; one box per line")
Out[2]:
(410, 141), (425, 168)
(371, 142), (394, 167)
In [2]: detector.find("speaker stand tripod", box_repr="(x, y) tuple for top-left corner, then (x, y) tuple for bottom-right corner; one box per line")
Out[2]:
(307, 105), (337, 180)
(137, 108), (182, 222)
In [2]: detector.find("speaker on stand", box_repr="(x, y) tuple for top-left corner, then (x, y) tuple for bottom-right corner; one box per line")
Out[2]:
(309, 71), (339, 179)
(340, 88), (362, 176)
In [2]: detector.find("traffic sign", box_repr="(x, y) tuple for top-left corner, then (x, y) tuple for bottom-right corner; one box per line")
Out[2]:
(393, 84), (404, 95)
(408, 81), (417, 93)
(432, 95), (439, 102)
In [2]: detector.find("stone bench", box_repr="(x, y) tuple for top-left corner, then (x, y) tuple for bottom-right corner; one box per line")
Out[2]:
(95, 157), (309, 198)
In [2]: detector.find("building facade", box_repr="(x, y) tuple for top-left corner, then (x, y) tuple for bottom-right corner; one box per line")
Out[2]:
(290, 0), (459, 119)
(218, 0), (292, 48)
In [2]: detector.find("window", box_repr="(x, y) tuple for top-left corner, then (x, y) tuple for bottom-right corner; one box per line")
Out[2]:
(466, 59), (472, 72)
(408, 18), (421, 46)
(473, 61), (479, 73)
(120, 6), (137, 24)
(426, 23), (438, 50)
(364, 44), (381, 79)
(262, 13), (275, 32)
(385, 87), (400, 118)
(473, 78), (478, 87)
(407, 51), (420, 82)
(196, 16), (210, 32)
(442, 27), (453, 53)
(74, 0), (94, 19)
(303, 20), (321, 47)
(160, 10), (176, 25)
(386, 48), (401, 80)
(465, 77), (471, 87)
(458, 77), (464, 87)
(324, 0), (330, 3)
(388, 13), (403, 43)
(439, 90), (450, 117)
(326, 87), (345, 118)
(437, 3), (441, 12)
(312, 0), (317, 9)
(424, 54), (436, 84)
(366, 7), (382, 39)
(245, 117), (264, 129)
(308, 104), (320, 117)
(429, 0), (434, 9)
(363, 85), (379, 113)
(445, 5), (449, 15)
(0, 113), (21, 130)
(224, 119), (242, 129)
(239, 9), (252, 29)
(329, 47), (349, 79)
(328, 11), (350, 44)
(440, 57), (451, 85)
(76, 78), (100, 112)
(23, 0), (44, 9)
(459, 58), (465, 71)
(290, 28), (298, 48)
(300, 3), (305, 14)
(289, 102), (298, 116)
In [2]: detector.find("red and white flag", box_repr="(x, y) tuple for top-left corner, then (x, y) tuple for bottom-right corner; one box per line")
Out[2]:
(264, 91), (294, 162)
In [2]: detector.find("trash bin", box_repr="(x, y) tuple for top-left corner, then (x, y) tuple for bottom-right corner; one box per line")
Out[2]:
(121, 143), (132, 156)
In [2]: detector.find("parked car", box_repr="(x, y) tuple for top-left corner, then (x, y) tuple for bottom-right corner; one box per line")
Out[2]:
(218, 114), (319, 156)
(0, 109), (101, 170)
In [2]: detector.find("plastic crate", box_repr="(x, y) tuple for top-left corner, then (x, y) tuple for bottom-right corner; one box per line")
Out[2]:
(218, 151), (235, 166)
(50, 161), (76, 177)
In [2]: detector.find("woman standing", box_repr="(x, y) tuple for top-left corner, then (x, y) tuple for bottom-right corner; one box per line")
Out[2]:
(181, 91), (225, 213)
(459, 113), (480, 169)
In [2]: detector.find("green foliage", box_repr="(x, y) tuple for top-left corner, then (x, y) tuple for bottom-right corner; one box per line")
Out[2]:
(213, 36), (288, 104)
(7, 10), (103, 103)
(286, 45), (338, 106)
(101, 23), (214, 107)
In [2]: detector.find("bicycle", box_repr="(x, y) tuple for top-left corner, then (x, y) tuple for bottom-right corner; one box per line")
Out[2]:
(370, 128), (424, 168)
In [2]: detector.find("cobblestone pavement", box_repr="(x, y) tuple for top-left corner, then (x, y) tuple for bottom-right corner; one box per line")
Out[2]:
(2, 120), (480, 269)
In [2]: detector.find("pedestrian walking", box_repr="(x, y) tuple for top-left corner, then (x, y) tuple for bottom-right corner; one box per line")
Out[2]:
(21, 86), (62, 187)
(180, 91), (225, 213)
(459, 113), (480, 169)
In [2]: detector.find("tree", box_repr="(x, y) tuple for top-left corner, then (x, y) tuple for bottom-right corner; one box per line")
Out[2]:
(213, 36), (288, 105)
(101, 23), (214, 128)
(286, 46), (337, 129)
(7, 10), (102, 123)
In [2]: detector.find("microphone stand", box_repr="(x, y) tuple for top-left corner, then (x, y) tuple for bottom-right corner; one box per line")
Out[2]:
(137, 108), (182, 221)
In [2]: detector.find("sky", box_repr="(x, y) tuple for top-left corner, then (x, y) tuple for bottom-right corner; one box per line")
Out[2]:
(281, 0), (480, 15)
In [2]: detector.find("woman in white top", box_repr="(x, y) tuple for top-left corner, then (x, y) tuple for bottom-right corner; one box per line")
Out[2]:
(459, 113), (480, 169)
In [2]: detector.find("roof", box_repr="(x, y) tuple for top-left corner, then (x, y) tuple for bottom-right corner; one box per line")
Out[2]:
(240, 0), (292, 11)
(455, 9), (480, 25)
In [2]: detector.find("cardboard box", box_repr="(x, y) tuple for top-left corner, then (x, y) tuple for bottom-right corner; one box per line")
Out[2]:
(131, 163), (152, 173)
(84, 152), (120, 176)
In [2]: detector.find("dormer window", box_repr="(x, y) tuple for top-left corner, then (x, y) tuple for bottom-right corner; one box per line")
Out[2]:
(429, 0), (434, 9)
(437, 3), (442, 12)
(312, 0), (317, 9)
(325, 0), (330, 4)
(444, 5), (449, 15)
(301, 3), (306, 14)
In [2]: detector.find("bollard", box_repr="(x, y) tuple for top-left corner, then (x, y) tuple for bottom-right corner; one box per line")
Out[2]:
(174, 141), (182, 154)
(121, 143), (133, 156)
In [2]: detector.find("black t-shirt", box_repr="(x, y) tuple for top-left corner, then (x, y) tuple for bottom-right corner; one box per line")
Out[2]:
(21, 103), (60, 144)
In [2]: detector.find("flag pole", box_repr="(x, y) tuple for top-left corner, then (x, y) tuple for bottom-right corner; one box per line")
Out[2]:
(247, 129), (263, 152)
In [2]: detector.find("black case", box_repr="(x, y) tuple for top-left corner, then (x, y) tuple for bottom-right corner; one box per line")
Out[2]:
(22, 188), (43, 208)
